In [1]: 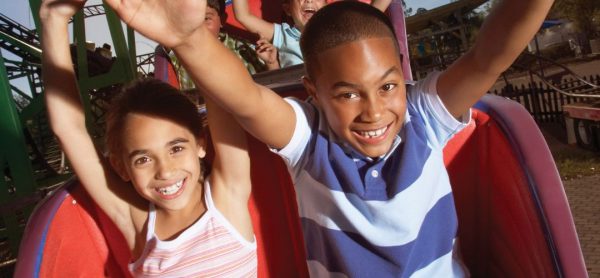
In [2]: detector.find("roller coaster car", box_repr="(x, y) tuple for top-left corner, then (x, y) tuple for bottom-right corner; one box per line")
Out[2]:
(14, 0), (587, 275)
(14, 91), (587, 277)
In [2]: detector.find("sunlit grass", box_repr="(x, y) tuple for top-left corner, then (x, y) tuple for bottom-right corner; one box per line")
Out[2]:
(552, 147), (600, 181)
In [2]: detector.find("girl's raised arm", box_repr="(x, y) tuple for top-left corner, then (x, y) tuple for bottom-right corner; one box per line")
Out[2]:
(205, 98), (253, 241)
(40, 0), (136, 244)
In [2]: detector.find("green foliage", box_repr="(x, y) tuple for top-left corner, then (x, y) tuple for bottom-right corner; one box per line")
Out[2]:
(551, 0), (600, 39)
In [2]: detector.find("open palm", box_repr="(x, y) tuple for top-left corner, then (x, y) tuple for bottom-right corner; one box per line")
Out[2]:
(104, 0), (206, 48)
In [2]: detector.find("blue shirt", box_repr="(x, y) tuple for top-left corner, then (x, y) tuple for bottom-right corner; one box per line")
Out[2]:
(272, 23), (303, 67)
(274, 72), (470, 277)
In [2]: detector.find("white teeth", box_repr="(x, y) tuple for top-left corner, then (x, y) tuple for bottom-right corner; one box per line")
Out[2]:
(157, 180), (183, 196)
(358, 126), (387, 138)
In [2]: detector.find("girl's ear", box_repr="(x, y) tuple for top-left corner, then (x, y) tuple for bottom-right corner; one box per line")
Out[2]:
(196, 136), (207, 159)
(109, 155), (130, 181)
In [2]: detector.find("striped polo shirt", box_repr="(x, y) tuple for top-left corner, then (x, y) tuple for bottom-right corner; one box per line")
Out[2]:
(275, 72), (469, 277)
(129, 179), (257, 277)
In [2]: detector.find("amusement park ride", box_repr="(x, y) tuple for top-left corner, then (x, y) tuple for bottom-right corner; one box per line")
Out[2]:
(0, 0), (597, 277)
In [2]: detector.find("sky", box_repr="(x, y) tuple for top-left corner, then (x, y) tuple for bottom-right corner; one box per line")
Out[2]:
(1, 0), (451, 56)
(0, 0), (450, 95)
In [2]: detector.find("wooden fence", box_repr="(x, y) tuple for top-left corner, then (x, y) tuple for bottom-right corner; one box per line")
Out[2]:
(489, 74), (600, 123)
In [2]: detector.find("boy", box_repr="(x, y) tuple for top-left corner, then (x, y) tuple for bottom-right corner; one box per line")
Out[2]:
(232, 0), (391, 67)
(106, 0), (553, 276)
(155, 0), (271, 91)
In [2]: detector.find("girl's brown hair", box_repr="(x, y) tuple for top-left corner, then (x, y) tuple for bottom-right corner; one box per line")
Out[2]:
(105, 78), (205, 156)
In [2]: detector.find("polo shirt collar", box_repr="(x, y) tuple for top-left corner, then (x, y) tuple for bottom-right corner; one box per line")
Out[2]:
(285, 25), (301, 40)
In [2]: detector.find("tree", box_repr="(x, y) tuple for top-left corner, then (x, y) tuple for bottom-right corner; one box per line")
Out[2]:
(550, 0), (600, 53)
(402, 0), (413, 16)
(415, 7), (428, 15)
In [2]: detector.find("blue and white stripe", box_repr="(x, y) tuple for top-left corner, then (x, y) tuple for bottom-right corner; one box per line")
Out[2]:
(275, 72), (469, 277)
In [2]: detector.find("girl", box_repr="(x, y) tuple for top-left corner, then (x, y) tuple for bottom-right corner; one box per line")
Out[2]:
(40, 0), (256, 276)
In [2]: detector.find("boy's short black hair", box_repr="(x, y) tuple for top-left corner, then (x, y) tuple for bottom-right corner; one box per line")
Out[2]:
(300, 1), (399, 78)
(207, 0), (226, 17)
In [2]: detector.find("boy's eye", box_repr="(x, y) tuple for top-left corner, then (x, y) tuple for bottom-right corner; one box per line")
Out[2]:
(171, 145), (184, 154)
(337, 92), (359, 100)
(382, 83), (397, 92)
(134, 156), (151, 166)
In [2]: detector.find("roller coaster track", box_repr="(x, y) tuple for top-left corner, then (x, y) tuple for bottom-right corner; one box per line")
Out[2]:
(1, 7), (156, 173)
(137, 52), (155, 76)
(79, 4), (107, 21)
(509, 53), (600, 99)
(0, 13), (40, 62)
(0, 5), (159, 270)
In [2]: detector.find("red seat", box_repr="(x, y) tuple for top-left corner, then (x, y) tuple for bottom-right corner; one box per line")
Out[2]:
(15, 95), (587, 277)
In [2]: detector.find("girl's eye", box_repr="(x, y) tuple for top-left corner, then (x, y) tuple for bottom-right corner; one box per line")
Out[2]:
(382, 83), (397, 92)
(134, 156), (150, 166)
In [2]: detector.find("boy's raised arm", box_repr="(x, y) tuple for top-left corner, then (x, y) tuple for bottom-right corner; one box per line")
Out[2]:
(233, 0), (275, 42)
(105, 0), (296, 149)
(437, 0), (554, 118)
(41, 0), (133, 232)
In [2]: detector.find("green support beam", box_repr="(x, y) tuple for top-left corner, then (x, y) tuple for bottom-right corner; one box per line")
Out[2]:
(0, 51), (37, 257)
(0, 0), (141, 264)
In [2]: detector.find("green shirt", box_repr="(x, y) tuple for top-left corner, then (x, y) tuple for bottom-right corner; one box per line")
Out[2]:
(167, 32), (266, 90)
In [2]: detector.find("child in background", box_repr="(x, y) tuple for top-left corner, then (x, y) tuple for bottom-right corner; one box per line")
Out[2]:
(155, 0), (272, 91)
(105, 0), (553, 276)
(232, 0), (391, 67)
(40, 0), (256, 276)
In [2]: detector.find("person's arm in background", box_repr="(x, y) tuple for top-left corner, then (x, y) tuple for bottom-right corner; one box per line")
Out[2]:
(256, 38), (280, 70)
(233, 0), (275, 41)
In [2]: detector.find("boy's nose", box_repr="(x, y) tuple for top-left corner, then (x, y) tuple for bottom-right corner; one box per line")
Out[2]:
(360, 97), (383, 122)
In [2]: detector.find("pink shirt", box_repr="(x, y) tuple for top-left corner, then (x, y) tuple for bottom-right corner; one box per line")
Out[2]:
(129, 179), (257, 277)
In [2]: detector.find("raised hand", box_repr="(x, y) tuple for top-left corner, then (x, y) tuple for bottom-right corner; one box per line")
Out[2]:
(40, 0), (85, 22)
(104, 0), (207, 49)
(255, 38), (279, 70)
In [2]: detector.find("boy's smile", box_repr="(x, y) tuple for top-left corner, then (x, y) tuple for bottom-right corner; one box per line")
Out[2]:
(117, 113), (205, 212)
(305, 37), (406, 158)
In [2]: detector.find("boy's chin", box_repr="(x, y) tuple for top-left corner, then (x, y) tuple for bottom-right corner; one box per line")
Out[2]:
(354, 144), (393, 159)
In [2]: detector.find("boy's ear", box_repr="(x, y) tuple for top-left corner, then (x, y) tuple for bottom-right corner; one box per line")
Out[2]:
(302, 75), (320, 104)
(109, 155), (130, 182)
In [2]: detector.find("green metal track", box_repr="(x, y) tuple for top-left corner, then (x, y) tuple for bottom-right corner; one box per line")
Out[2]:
(0, 0), (142, 268)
